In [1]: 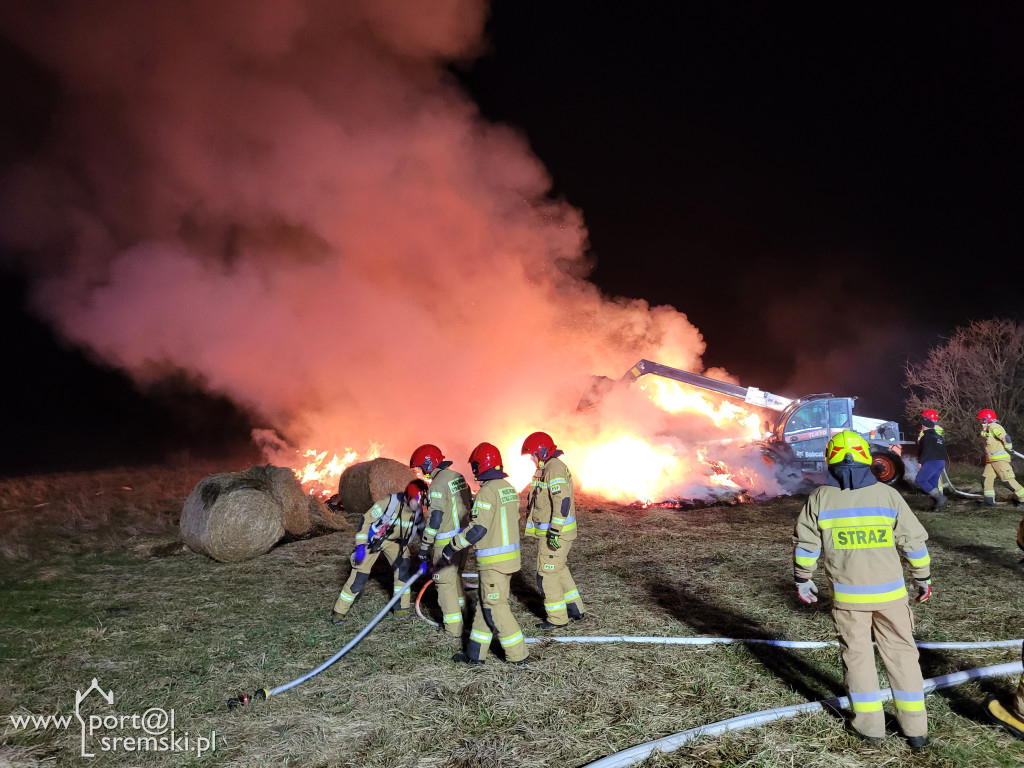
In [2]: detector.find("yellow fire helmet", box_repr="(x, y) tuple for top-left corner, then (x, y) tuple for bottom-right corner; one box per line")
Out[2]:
(825, 429), (872, 466)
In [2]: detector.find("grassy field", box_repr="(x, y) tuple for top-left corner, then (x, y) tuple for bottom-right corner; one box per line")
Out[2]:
(2, 461), (1024, 767)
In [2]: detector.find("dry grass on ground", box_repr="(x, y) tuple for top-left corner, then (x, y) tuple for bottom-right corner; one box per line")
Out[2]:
(2, 462), (1024, 767)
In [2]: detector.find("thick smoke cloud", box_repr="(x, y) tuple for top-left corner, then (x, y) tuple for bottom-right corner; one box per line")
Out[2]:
(0, 0), (751, 496)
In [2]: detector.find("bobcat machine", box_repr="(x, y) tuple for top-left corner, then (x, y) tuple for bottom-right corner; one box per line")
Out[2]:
(579, 359), (908, 491)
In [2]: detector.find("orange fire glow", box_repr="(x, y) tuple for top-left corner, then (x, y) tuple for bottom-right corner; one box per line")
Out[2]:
(289, 377), (778, 505)
(293, 445), (380, 498)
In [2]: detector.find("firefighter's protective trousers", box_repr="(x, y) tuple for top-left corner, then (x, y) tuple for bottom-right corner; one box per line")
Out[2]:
(833, 604), (927, 739)
(983, 461), (1024, 501)
(429, 548), (468, 636)
(536, 538), (584, 625)
(333, 539), (411, 616)
(467, 570), (529, 663)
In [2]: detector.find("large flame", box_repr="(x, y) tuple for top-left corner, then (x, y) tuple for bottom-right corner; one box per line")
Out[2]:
(288, 376), (779, 504)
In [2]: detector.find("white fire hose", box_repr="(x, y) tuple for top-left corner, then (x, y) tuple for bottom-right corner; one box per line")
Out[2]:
(413, 583), (1022, 764)
(582, 659), (1023, 768)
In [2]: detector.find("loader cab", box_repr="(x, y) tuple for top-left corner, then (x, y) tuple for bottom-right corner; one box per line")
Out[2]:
(775, 396), (854, 478)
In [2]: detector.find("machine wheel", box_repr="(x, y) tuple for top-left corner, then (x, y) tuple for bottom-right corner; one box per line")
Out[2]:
(871, 451), (904, 485)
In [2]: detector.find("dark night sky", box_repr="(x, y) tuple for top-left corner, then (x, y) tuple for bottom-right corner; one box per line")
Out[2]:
(3, 3), (1024, 475)
(457, 3), (1024, 404)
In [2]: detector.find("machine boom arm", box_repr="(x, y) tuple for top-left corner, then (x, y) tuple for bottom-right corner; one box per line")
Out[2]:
(623, 360), (792, 412)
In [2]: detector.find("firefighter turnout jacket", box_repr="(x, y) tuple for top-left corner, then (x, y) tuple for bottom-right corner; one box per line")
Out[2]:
(982, 421), (1014, 464)
(793, 483), (931, 610)
(524, 454), (578, 543)
(448, 477), (522, 573)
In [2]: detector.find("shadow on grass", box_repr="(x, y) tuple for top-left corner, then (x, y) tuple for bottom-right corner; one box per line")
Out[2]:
(926, 532), (1023, 574)
(919, 647), (1020, 729)
(647, 578), (847, 708)
(510, 569), (546, 620)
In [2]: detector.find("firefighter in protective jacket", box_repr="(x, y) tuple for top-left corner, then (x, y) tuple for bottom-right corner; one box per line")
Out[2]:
(977, 409), (1024, 506)
(916, 409), (947, 509)
(331, 480), (426, 624)
(792, 430), (932, 748)
(442, 442), (531, 665)
(522, 431), (584, 628)
(410, 444), (472, 637)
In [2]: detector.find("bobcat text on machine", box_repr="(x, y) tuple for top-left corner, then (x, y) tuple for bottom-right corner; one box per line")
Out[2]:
(580, 359), (907, 490)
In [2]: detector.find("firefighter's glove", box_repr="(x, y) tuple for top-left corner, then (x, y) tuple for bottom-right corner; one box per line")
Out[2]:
(418, 544), (431, 561)
(795, 578), (818, 604)
(352, 544), (366, 566)
(914, 578), (933, 603)
(439, 543), (455, 565)
(547, 532), (560, 550)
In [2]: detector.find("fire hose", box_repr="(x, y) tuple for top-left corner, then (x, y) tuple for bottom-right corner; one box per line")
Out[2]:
(227, 561), (429, 710)
(582, 659), (1024, 768)
(413, 580), (1024, 762)
(414, 572), (478, 628)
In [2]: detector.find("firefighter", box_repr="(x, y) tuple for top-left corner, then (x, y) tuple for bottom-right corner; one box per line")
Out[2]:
(441, 442), (531, 666)
(977, 409), (1024, 506)
(916, 409), (947, 509)
(409, 443), (472, 637)
(792, 430), (932, 749)
(986, 641), (1024, 740)
(330, 479), (427, 624)
(521, 431), (585, 628)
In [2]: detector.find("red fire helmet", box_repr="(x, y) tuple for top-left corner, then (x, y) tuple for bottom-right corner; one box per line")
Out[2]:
(409, 444), (445, 475)
(405, 479), (428, 505)
(977, 408), (998, 423)
(469, 442), (503, 478)
(521, 431), (557, 460)
(921, 409), (939, 422)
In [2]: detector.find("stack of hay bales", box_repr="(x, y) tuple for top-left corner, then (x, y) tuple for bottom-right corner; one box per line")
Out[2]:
(180, 464), (346, 563)
(337, 458), (416, 515)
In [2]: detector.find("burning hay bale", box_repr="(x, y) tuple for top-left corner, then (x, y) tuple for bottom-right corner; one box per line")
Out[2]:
(337, 458), (415, 514)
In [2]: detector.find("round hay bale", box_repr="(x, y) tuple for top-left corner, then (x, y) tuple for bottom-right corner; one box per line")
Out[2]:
(242, 464), (312, 535)
(337, 458), (415, 514)
(180, 472), (286, 563)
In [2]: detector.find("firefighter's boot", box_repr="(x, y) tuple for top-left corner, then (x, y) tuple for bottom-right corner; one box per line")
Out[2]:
(985, 496), (997, 507)
(928, 488), (946, 510)
(987, 697), (1024, 740)
(330, 611), (346, 626)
